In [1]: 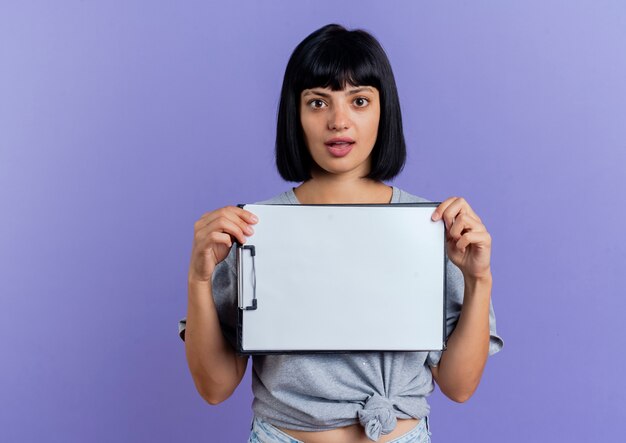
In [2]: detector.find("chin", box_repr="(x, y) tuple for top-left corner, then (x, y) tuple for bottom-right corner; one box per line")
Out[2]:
(309, 152), (371, 177)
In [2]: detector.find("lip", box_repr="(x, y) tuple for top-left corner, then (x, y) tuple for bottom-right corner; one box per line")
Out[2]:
(326, 142), (354, 157)
(325, 137), (355, 145)
(324, 137), (355, 157)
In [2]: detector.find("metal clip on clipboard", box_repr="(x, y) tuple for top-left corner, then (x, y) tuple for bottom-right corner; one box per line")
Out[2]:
(236, 203), (258, 311)
(237, 244), (257, 310)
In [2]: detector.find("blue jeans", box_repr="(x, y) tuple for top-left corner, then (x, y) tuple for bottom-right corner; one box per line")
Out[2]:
(247, 416), (432, 443)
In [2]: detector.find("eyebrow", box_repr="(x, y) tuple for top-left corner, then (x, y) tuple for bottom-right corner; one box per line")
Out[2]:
(302, 87), (375, 98)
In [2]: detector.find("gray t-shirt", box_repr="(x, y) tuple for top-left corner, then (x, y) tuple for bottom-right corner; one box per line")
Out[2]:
(179, 186), (503, 441)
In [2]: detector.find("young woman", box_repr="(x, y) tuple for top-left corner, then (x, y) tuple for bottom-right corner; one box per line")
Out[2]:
(180, 24), (503, 443)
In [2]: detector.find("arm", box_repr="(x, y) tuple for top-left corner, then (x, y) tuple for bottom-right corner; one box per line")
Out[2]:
(184, 206), (257, 405)
(185, 279), (249, 405)
(430, 197), (493, 403)
(430, 273), (492, 402)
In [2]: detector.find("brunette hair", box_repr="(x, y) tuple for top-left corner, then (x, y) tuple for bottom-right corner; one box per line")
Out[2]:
(275, 24), (407, 182)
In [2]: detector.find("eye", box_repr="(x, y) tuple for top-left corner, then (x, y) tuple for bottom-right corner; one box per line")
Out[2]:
(307, 99), (327, 109)
(353, 97), (370, 107)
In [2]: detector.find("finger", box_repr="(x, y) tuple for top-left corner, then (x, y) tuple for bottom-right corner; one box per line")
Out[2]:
(449, 212), (486, 241)
(463, 205), (481, 224)
(192, 231), (236, 257)
(196, 216), (251, 246)
(195, 206), (258, 236)
(441, 197), (465, 231)
(440, 197), (481, 231)
(195, 215), (252, 244)
(455, 231), (492, 253)
(201, 230), (238, 252)
(456, 198), (482, 223)
(197, 206), (259, 226)
(218, 206), (258, 226)
(431, 197), (458, 222)
(432, 196), (480, 227)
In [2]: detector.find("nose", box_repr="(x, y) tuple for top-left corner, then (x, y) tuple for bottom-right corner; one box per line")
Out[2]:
(328, 104), (350, 131)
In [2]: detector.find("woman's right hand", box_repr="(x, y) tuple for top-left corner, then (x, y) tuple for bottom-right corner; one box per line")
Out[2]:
(188, 206), (259, 283)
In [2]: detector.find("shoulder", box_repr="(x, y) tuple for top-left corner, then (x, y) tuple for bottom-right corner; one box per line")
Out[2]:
(250, 190), (294, 205)
(394, 187), (433, 204)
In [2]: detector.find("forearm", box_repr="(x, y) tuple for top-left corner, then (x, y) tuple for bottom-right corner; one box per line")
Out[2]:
(435, 273), (492, 402)
(185, 279), (248, 404)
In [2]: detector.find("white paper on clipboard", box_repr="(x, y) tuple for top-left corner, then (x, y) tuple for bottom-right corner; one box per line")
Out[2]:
(236, 203), (446, 354)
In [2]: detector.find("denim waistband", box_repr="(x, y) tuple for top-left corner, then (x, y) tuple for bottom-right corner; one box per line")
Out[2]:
(248, 415), (431, 443)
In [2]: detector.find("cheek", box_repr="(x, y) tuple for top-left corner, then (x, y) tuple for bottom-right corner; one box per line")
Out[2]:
(300, 113), (317, 141)
(365, 113), (380, 141)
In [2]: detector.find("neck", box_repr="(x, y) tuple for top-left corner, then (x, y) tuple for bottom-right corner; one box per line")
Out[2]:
(293, 172), (392, 204)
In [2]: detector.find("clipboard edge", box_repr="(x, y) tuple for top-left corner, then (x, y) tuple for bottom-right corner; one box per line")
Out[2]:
(233, 201), (448, 355)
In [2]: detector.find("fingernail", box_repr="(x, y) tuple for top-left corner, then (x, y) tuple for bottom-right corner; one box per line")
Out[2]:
(250, 215), (258, 222)
(432, 212), (439, 221)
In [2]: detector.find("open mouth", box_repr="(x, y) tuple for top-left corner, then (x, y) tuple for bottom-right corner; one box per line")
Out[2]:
(326, 142), (354, 157)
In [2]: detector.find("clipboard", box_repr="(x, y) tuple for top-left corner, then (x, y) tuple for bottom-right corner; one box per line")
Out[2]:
(235, 202), (447, 354)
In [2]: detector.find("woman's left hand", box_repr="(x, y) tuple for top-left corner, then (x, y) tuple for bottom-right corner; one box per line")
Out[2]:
(431, 197), (492, 280)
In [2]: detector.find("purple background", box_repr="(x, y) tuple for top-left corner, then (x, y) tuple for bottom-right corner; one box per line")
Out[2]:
(1, 1), (625, 442)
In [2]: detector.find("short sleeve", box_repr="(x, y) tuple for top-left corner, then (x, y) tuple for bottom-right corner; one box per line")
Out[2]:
(177, 244), (239, 348)
(178, 318), (186, 340)
(426, 257), (504, 367)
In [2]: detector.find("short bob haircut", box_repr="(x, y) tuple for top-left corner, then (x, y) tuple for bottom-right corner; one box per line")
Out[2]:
(275, 23), (407, 182)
